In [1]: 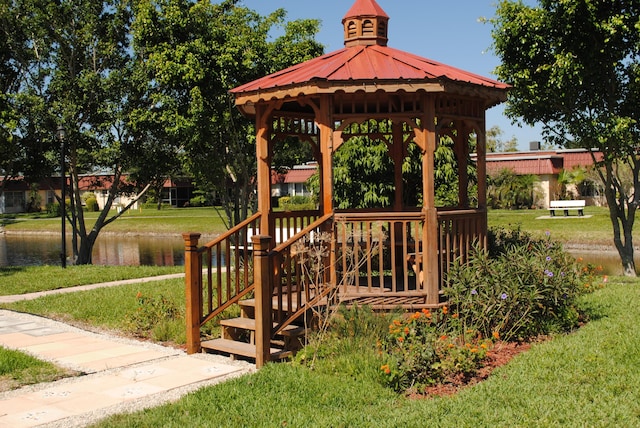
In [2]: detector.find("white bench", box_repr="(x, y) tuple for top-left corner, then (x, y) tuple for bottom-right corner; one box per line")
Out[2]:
(549, 200), (585, 217)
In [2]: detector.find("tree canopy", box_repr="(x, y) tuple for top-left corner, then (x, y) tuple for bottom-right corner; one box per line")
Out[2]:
(1, 0), (323, 263)
(491, 0), (639, 276)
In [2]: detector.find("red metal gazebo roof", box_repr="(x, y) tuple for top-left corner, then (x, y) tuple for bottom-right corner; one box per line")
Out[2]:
(230, 44), (508, 94)
(231, 0), (508, 107)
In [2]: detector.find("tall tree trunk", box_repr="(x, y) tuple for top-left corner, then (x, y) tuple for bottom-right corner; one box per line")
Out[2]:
(603, 162), (637, 277)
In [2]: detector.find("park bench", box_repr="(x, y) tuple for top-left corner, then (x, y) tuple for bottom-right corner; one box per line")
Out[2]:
(549, 200), (585, 217)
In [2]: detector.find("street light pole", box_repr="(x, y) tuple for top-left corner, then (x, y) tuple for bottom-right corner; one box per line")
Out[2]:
(57, 126), (67, 268)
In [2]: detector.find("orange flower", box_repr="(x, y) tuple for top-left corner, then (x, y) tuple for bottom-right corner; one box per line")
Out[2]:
(448, 343), (455, 349)
(492, 331), (500, 340)
(480, 343), (488, 349)
(470, 348), (478, 353)
(393, 319), (402, 326)
(136, 291), (142, 299)
(397, 337), (404, 343)
(380, 364), (391, 374)
(439, 335), (448, 341)
(421, 308), (432, 318)
(404, 327), (410, 335)
(452, 313), (459, 319)
(442, 306), (448, 315)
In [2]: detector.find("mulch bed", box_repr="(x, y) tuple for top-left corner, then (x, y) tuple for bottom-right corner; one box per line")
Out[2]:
(408, 341), (532, 399)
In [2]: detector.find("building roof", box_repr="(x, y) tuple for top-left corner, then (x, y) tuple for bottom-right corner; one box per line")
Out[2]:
(485, 150), (603, 176)
(344, 0), (389, 19)
(284, 167), (317, 184)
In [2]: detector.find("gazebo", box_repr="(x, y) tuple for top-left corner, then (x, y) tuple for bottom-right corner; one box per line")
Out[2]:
(183, 0), (509, 366)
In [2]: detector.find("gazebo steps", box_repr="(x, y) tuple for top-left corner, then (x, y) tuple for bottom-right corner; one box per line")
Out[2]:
(201, 338), (292, 361)
(220, 317), (309, 338)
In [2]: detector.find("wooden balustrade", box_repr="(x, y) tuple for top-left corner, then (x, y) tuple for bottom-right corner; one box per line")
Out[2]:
(333, 212), (427, 296)
(437, 208), (487, 285)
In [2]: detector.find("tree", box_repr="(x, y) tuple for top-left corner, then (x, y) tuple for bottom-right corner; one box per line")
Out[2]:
(486, 125), (518, 153)
(132, 0), (323, 228)
(3, 0), (177, 264)
(491, 0), (639, 276)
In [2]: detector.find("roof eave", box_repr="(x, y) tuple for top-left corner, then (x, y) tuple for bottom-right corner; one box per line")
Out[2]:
(233, 79), (508, 116)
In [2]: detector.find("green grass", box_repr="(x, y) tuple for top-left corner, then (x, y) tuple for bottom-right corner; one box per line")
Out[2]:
(0, 265), (183, 296)
(0, 346), (77, 391)
(488, 206), (622, 245)
(1, 206), (229, 235)
(88, 278), (640, 427)
(0, 278), (186, 340)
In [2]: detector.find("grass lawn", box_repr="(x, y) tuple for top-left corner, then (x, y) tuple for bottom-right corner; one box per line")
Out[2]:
(87, 278), (640, 427)
(0, 278), (187, 343)
(0, 346), (78, 392)
(488, 206), (622, 245)
(0, 265), (183, 296)
(1, 206), (229, 236)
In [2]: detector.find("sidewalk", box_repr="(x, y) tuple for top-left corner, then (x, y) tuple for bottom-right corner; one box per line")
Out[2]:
(0, 310), (254, 427)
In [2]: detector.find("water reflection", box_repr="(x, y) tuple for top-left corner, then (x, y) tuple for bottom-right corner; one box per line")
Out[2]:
(0, 234), (186, 267)
(0, 233), (637, 275)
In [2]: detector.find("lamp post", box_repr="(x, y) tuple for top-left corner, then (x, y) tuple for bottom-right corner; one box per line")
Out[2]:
(57, 125), (67, 268)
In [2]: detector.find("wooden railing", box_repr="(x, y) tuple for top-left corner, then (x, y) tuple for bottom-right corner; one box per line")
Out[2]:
(184, 213), (261, 353)
(437, 208), (487, 285)
(269, 213), (335, 335)
(183, 210), (322, 354)
(333, 212), (427, 296)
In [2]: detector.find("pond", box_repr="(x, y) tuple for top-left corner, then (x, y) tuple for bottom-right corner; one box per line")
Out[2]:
(0, 233), (637, 276)
(0, 234), (187, 267)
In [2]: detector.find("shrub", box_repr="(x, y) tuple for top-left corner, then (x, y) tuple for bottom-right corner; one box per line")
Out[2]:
(444, 228), (601, 341)
(279, 195), (316, 211)
(85, 197), (98, 212)
(378, 308), (492, 393)
(125, 292), (183, 339)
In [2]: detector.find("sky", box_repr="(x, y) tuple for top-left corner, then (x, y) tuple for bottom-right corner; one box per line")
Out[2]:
(240, 0), (543, 151)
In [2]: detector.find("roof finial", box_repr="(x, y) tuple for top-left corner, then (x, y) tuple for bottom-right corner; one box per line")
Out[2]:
(342, 0), (389, 47)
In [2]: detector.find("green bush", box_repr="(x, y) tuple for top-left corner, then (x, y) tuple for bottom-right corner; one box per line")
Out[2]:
(279, 195), (316, 211)
(85, 197), (98, 212)
(444, 228), (600, 341)
(124, 292), (183, 339)
(379, 308), (491, 393)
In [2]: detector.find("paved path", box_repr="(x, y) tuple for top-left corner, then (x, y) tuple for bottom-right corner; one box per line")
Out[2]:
(0, 302), (253, 427)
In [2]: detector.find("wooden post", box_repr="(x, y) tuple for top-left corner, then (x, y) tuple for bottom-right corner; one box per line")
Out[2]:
(183, 233), (202, 354)
(253, 235), (273, 368)
(421, 95), (440, 305)
(255, 104), (272, 237)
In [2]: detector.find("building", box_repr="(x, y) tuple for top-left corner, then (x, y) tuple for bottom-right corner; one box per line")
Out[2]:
(485, 149), (605, 208)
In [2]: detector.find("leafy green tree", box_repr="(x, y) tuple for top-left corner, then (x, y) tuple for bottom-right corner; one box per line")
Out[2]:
(491, 0), (639, 276)
(333, 137), (395, 209)
(3, 0), (176, 264)
(488, 169), (536, 209)
(132, 0), (323, 228)
(486, 125), (518, 153)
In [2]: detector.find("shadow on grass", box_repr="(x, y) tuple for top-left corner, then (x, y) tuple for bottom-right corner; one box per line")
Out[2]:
(0, 266), (28, 277)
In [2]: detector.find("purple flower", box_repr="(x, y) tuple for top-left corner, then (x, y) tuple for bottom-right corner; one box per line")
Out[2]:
(471, 289), (478, 295)
(546, 256), (552, 262)
(545, 230), (551, 237)
(547, 271), (554, 277)
(500, 293), (508, 300)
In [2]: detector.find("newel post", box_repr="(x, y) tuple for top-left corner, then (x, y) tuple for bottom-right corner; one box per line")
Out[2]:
(183, 233), (202, 354)
(253, 235), (273, 368)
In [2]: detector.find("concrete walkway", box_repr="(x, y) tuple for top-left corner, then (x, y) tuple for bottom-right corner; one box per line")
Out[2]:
(0, 297), (253, 427)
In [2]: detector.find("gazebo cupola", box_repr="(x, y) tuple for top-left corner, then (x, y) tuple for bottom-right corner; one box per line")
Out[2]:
(343, 0), (389, 47)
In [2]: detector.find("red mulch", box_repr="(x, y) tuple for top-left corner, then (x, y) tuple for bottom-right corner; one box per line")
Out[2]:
(407, 341), (532, 399)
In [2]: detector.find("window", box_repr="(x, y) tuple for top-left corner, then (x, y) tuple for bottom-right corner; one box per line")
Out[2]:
(362, 20), (374, 36)
(5, 191), (25, 210)
(347, 21), (357, 38)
